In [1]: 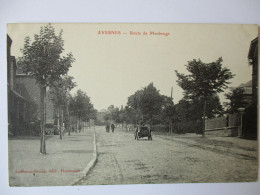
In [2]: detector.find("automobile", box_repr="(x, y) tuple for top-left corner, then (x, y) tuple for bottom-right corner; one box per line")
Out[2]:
(53, 125), (59, 135)
(134, 125), (152, 140)
(45, 123), (54, 135)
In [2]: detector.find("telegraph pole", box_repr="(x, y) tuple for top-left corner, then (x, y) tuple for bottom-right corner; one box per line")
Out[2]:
(169, 87), (173, 133)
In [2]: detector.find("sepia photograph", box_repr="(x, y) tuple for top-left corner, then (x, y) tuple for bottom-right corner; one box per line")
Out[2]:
(7, 23), (258, 187)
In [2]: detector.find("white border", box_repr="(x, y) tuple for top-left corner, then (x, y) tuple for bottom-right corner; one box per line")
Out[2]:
(1, 0), (260, 195)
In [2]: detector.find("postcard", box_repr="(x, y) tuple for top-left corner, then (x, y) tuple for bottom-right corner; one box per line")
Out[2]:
(7, 23), (258, 186)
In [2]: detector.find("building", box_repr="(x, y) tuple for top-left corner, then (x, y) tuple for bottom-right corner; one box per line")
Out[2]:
(241, 37), (258, 138)
(248, 37), (258, 105)
(238, 80), (253, 105)
(7, 35), (54, 135)
(205, 38), (258, 138)
(8, 35), (30, 135)
(16, 68), (55, 124)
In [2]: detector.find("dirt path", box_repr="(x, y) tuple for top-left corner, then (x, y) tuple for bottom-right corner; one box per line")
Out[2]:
(76, 128), (258, 185)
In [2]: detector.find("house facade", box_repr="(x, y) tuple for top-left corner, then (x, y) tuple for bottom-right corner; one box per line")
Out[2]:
(242, 37), (258, 138)
(205, 37), (258, 138)
(248, 37), (258, 105)
(7, 35), (54, 135)
(239, 80), (253, 106)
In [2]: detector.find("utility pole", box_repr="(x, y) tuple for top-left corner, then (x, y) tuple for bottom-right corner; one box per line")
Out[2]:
(169, 87), (173, 133)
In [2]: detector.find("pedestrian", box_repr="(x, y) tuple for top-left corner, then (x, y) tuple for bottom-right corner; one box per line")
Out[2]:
(106, 124), (110, 132)
(111, 124), (115, 133)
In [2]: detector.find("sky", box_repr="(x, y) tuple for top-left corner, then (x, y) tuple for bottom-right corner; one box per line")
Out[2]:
(7, 23), (258, 111)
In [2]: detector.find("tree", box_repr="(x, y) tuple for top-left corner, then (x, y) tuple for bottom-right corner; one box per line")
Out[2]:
(192, 94), (224, 119)
(69, 90), (96, 131)
(161, 95), (174, 132)
(172, 99), (192, 133)
(141, 83), (164, 124)
(127, 83), (165, 125)
(121, 106), (136, 127)
(224, 87), (248, 114)
(49, 75), (76, 139)
(127, 90), (143, 124)
(104, 105), (121, 123)
(173, 94), (223, 134)
(18, 24), (75, 154)
(175, 57), (234, 137)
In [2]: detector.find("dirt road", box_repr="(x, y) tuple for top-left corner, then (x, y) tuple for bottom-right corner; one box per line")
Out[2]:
(76, 127), (258, 185)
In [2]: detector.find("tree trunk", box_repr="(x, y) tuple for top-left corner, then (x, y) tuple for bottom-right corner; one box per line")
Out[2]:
(67, 104), (71, 136)
(78, 117), (81, 132)
(202, 98), (207, 138)
(57, 107), (60, 136)
(169, 119), (173, 133)
(59, 106), (63, 140)
(170, 120), (173, 133)
(75, 120), (78, 133)
(40, 86), (46, 154)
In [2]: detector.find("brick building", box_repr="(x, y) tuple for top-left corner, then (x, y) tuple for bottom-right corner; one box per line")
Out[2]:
(7, 35), (54, 135)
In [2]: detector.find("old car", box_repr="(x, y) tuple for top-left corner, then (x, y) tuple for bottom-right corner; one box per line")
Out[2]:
(45, 123), (54, 135)
(53, 125), (59, 135)
(134, 125), (152, 140)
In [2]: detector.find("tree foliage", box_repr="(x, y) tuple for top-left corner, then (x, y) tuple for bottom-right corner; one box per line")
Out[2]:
(161, 95), (175, 122)
(224, 87), (248, 114)
(174, 94), (223, 121)
(127, 83), (171, 125)
(49, 76), (76, 139)
(17, 23), (75, 153)
(69, 89), (97, 122)
(49, 75), (76, 107)
(18, 24), (75, 86)
(175, 58), (234, 99)
(175, 58), (233, 136)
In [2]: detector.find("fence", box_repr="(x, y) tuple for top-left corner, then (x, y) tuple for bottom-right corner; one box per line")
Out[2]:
(205, 113), (239, 137)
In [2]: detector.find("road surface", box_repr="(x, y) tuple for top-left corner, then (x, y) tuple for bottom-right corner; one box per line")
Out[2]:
(76, 126), (258, 185)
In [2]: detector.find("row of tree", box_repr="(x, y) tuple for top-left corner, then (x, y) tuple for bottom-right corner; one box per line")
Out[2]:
(18, 24), (96, 154)
(102, 83), (224, 132)
(69, 89), (97, 132)
(49, 78), (96, 139)
(102, 57), (247, 137)
(17, 23), (248, 154)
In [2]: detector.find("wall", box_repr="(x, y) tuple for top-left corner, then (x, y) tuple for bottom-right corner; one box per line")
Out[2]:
(205, 113), (239, 137)
(16, 75), (54, 123)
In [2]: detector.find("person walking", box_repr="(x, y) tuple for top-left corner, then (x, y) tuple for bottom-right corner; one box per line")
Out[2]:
(111, 124), (115, 133)
(106, 124), (110, 132)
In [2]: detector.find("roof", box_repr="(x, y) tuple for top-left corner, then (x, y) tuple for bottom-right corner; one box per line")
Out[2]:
(239, 80), (252, 88)
(238, 80), (252, 95)
(7, 34), (12, 47)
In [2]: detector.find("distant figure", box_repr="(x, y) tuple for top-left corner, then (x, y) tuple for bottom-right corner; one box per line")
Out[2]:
(106, 124), (110, 132)
(111, 124), (115, 133)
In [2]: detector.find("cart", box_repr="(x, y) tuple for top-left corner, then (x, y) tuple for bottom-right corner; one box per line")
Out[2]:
(134, 125), (152, 140)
